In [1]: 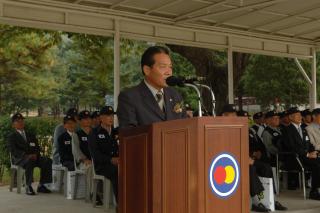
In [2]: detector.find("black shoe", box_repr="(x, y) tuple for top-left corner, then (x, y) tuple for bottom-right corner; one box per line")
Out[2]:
(37, 185), (51, 193)
(309, 190), (320, 200)
(26, 186), (36, 195)
(251, 203), (270, 212)
(96, 195), (103, 206)
(275, 201), (287, 211)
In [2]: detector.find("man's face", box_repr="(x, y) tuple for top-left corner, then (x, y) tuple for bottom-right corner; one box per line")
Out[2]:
(289, 112), (302, 124)
(13, 119), (24, 130)
(303, 115), (312, 123)
(100, 114), (114, 126)
(281, 116), (290, 125)
(269, 116), (280, 127)
(80, 117), (92, 128)
(92, 117), (101, 127)
(143, 53), (172, 90)
(313, 114), (320, 124)
(64, 120), (76, 132)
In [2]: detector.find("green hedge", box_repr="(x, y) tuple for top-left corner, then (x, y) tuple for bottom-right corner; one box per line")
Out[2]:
(0, 116), (60, 168)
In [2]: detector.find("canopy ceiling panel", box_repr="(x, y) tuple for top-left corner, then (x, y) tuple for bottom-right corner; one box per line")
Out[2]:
(1, 0), (320, 59)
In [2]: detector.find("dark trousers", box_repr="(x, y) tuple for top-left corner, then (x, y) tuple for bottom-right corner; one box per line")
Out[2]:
(300, 157), (320, 189)
(62, 161), (75, 171)
(96, 163), (118, 200)
(249, 164), (264, 197)
(18, 156), (52, 186)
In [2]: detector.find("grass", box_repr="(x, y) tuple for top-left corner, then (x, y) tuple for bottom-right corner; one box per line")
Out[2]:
(0, 167), (40, 186)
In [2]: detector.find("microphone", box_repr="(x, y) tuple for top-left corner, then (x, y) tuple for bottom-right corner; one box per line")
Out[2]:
(166, 76), (205, 87)
(166, 76), (204, 117)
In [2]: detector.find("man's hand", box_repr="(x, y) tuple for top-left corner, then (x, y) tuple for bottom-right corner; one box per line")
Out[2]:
(27, 154), (37, 161)
(307, 151), (318, 159)
(111, 157), (119, 165)
(84, 159), (92, 166)
(252, 151), (262, 160)
(249, 157), (255, 165)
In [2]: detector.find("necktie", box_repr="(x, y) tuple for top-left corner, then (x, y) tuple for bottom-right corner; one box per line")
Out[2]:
(156, 91), (165, 112)
(21, 131), (27, 141)
(298, 127), (303, 139)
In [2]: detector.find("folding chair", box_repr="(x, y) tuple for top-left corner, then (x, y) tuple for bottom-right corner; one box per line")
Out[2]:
(91, 162), (114, 211)
(9, 153), (25, 194)
(52, 164), (68, 195)
(276, 152), (311, 199)
(73, 159), (91, 201)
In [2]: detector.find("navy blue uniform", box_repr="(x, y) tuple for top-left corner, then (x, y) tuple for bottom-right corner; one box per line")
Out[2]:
(88, 126), (119, 199)
(58, 131), (74, 171)
(76, 129), (91, 160)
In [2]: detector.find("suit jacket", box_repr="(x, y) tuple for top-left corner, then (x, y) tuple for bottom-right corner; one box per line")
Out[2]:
(306, 123), (320, 151)
(117, 81), (187, 128)
(7, 130), (40, 165)
(284, 123), (314, 157)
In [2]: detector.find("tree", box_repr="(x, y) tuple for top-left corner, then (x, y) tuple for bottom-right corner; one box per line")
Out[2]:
(0, 25), (61, 114)
(166, 44), (250, 113)
(243, 55), (309, 108)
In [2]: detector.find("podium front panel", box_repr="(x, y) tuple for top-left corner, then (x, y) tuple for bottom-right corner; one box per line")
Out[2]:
(203, 119), (249, 213)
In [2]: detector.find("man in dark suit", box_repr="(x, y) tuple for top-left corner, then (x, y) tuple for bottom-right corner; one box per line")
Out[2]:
(117, 46), (187, 128)
(7, 113), (52, 195)
(284, 107), (320, 200)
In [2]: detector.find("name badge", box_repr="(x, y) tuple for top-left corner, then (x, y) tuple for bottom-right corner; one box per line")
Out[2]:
(29, 143), (36, 147)
(98, 134), (105, 139)
(64, 140), (71, 145)
(81, 137), (88, 141)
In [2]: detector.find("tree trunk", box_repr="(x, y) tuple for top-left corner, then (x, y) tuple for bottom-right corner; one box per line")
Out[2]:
(167, 44), (251, 114)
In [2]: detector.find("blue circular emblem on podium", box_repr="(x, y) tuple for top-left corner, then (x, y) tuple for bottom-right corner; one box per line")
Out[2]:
(209, 153), (240, 198)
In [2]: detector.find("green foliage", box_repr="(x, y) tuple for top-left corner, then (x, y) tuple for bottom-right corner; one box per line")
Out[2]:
(243, 55), (309, 108)
(0, 116), (60, 168)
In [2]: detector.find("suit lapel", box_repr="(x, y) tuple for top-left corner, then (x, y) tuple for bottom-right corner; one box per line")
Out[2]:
(139, 81), (165, 120)
(15, 130), (27, 142)
(290, 124), (303, 144)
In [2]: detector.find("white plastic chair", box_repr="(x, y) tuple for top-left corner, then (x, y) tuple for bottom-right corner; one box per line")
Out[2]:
(91, 162), (114, 211)
(52, 164), (68, 195)
(72, 159), (92, 201)
(9, 153), (25, 194)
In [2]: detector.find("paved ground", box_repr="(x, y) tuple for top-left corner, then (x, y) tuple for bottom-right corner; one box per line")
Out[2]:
(0, 185), (116, 213)
(1, 185), (320, 213)
(272, 190), (320, 213)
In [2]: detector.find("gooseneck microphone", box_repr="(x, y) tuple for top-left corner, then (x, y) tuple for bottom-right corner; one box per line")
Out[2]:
(166, 76), (203, 117)
(166, 76), (205, 87)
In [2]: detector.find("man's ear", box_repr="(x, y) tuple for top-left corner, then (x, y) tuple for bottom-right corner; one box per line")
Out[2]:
(143, 65), (151, 76)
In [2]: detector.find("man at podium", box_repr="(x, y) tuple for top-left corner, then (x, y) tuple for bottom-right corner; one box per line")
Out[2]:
(117, 46), (187, 128)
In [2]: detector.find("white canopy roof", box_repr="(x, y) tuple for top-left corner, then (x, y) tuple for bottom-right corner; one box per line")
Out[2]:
(1, 0), (320, 59)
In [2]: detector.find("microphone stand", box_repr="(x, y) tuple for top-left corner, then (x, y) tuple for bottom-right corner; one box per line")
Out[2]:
(184, 83), (202, 117)
(195, 83), (216, 117)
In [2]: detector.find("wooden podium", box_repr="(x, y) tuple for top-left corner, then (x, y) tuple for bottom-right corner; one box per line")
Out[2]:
(119, 117), (249, 213)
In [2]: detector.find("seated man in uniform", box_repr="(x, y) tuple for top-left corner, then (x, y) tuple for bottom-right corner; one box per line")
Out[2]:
(91, 111), (101, 129)
(89, 106), (119, 201)
(58, 115), (77, 171)
(76, 110), (93, 161)
(7, 113), (52, 195)
(52, 108), (78, 165)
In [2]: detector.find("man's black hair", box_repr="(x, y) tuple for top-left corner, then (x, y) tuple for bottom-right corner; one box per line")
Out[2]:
(141, 46), (170, 75)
